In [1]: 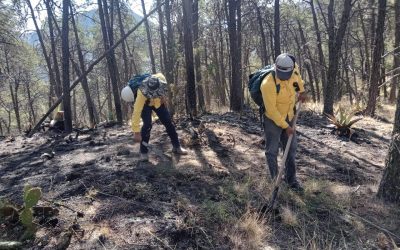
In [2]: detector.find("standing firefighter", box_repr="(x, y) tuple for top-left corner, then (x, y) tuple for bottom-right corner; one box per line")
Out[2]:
(259, 53), (306, 191)
(121, 73), (188, 161)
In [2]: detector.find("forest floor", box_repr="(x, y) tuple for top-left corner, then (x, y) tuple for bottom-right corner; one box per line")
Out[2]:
(1, 104), (400, 249)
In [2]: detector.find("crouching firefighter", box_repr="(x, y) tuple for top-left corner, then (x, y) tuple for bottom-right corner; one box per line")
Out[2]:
(249, 53), (307, 191)
(121, 73), (188, 161)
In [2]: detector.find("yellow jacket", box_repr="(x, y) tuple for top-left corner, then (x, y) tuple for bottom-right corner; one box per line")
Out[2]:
(131, 73), (167, 133)
(260, 65), (305, 129)
(131, 89), (162, 133)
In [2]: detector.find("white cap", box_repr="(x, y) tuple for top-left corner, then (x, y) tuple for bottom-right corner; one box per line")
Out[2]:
(275, 53), (295, 80)
(121, 86), (135, 102)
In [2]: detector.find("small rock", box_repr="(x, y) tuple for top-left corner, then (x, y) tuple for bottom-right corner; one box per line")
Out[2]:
(40, 152), (55, 160)
(117, 149), (130, 156)
(99, 234), (107, 244)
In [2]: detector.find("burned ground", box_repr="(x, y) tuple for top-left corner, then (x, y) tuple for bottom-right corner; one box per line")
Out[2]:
(0, 109), (399, 249)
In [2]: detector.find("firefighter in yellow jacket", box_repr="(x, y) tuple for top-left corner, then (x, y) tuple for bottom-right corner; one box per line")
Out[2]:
(261, 53), (306, 191)
(121, 73), (188, 162)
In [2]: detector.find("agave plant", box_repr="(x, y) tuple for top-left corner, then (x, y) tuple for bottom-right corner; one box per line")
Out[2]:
(324, 107), (363, 138)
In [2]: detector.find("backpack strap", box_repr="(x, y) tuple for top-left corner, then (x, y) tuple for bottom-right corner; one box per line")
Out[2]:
(260, 71), (282, 128)
(270, 71), (280, 94)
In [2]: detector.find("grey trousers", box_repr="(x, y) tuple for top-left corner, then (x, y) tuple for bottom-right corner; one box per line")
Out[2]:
(263, 116), (298, 184)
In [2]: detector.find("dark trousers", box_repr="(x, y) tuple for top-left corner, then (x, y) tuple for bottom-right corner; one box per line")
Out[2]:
(263, 116), (297, 184)
(140, 104), (180, 154)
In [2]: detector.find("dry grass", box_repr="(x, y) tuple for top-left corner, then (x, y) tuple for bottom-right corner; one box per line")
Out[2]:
(228, 211), (270, 250)
(280, 206), (299, 227)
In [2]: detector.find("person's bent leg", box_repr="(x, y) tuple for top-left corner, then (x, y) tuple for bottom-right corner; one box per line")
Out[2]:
(264, 116), (283, 180)
(280, 131), (298, 184)
(140, 105), (153, 154)
(154, 105), (187, 155)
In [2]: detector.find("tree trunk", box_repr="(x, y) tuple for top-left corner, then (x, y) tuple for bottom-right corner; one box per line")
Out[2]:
(254, 0), (267, 66)
(70, 4), (98, 127)
(164, 0), (175, 113)
(274, 0), (280, 58)
(204, 38), (211, 106)
(217, 1), (227, 106)
(193, 0), (205, 112)
(157, 0), (167, 74)
(378, 74), (400, 202)
(183, 0), (197, 117)
(9, 80), (21, 132)
(141, 0), (156, 73)
(107, 73), (113, 121)
(365, 0), (387, 116)
(323, 0), (352, 115)
(309, 0), (327, 101)
(26, 0), (58, 105)
(116, 0), (130, 83)
(25, 80), (36, 124)
(297, 20), (317, 102)
(62, 0), (73, 133)
(98, 0), (123, 124)
(45, 0), (63, 98)
(389, 0), (400, 104)
(73, 89), (77, 124)
(227, 0), (242, 111)
(358, 1), (371, 84)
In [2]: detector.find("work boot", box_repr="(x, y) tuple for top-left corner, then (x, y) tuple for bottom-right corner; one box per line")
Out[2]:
(139, 153), (149, 162)
(289, 180), (304, 193)
(172, 147), (188, 155)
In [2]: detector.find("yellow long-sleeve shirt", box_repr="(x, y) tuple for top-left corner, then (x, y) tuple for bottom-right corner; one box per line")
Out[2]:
(260, 65), (305, 129)
(131, 89), (162, 132)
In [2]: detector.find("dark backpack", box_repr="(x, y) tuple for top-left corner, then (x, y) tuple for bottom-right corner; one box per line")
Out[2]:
(248, 65), (280, 107)
(128, 73), (151, 100)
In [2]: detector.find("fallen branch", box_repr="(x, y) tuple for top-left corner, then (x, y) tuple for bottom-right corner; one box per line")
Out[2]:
(27, 1), (165, 137)
(344, 209), (400, 241)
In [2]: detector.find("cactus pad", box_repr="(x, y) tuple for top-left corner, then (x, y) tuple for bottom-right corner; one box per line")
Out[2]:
(24, 188), (42, 208)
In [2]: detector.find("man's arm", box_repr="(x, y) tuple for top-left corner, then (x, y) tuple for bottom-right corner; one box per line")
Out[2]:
(131, 89), (147, 133)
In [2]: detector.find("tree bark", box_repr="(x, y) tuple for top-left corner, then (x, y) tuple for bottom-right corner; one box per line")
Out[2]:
(25, 80), (36, 124)
(389, 0), (400, 103)
(297, 19), (318, 102)
(98, 0), (123, 124)
(227, 0), (242, 111)
(182, 0), (197, 117)
(253, 0), (267, 66)
(358, 1), (371, 83)
(309, 0), (326, 101)
(378, 70), (400, 202)
(323, 0), (353, 115)
(61, 0), (72, 133)
(10, 80), (21, 132)
(193, 0), (205, 112)
(70, 4), (98, 127)
(45, 0), (62, 98)
(157, 0), (167, 74)
(365, 0), (387, 116)
(164, 0), (175, 114)
(141, 0), (156, 73)
(116, 0), (130, 82)
(274, 0), (280, 58)
(26, 0), (57, 105)
(217, 1), (227, 106)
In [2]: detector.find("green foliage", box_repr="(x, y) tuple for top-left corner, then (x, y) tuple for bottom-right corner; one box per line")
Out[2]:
(19, 186), (42, 238)
(0, 186), (42, 240)
(23, 188), (41, 209)
(201, 200), (232, 224)
(325, 106), (363, 130)
(20, 209), (33, 227)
